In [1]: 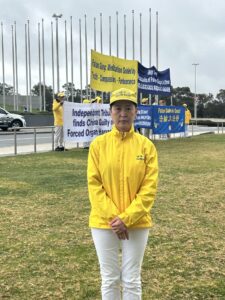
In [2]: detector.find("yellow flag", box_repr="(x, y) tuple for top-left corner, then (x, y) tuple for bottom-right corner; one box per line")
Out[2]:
(90, 50), (138, 92)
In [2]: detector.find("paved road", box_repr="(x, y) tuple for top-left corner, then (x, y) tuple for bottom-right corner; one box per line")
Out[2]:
(0, 132), (53, 148)
(0, 129), (79, 156)
(0, 125), (221, 157)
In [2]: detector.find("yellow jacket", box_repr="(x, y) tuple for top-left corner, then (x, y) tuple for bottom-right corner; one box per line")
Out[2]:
(185, 109), (192, 124)
(87, 125), (158, 229)
(52, 100), (63, 126)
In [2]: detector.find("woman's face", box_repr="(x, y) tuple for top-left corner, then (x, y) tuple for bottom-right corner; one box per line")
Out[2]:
(110, 100), (137, 132)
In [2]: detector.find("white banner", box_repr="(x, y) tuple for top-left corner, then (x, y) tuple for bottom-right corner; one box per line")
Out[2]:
(63, 101), (113, 143)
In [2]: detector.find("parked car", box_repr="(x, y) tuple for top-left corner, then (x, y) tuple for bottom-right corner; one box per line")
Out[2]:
(0, 107), (26, 131)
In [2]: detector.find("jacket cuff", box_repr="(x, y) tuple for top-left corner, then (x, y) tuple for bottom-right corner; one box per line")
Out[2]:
(118, 212), (132, 227)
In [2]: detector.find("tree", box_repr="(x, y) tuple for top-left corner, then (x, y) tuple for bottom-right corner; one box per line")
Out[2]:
(62, 82), (77, 101)
(32, 83), (53, 111)
(216, 89), (225, 103)
(0, 82), (14, 95)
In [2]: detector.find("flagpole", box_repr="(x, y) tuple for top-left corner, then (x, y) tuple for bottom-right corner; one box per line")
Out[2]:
(100, 13), (103, 101)
(139, 13), (142, 64)
(109, 16), (111, 56)
(51, 21), (55, 101)
(52, 14), (62, 93)
(100, 13), (103, 54)
(139, 13), (142, 103)
(156, 11), (159, 69)
(70, 16), (74, 102)
(155, 11), (159, 104)
(1, 22), (6, 109)
(14, 21), (19, 111)
(132, 10), (135, 60)
(11, 25), (16, 110)
(124, 14), (126, 59)
(25, 24), (29, 110)
(84, 14), (88, 99)
(27, 20), (32, 112)
(38, 22), (42, 111)
(116, 11), (119, 57)
(65, 20), (68, 101)
(149, 8), (152, 67)
(42, 19), (46, 111)
(79, 18), (83, 102)
(149, 8), (152, 105)
(94, 17), (96, 51)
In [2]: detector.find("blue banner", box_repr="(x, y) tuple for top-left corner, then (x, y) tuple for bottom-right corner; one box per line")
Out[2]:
(138, 64), (171, 96)
(152, 105), (185, 134)
(134, 105), (153, 129)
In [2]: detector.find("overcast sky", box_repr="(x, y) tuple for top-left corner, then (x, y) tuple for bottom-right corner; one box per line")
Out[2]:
(0, 0), (225, 97)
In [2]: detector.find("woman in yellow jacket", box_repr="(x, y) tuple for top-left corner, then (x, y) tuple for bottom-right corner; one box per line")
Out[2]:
(52, 92), (65, 151)
(183, 103), (192, 137)
(87, 88), (158, 299)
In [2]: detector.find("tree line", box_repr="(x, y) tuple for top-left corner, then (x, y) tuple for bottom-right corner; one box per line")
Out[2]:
(0, 82), (225, 118)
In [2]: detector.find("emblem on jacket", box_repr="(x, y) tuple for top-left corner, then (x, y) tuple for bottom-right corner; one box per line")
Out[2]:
(136, 155), (145, 160)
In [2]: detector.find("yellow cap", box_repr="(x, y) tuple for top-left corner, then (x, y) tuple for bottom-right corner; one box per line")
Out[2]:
(141, 98), (148, 104)
(83, 99), (91, 104)
(110, 88), (137, 105)
(57, 92), (65, 98)
(183, 103), (187, 107)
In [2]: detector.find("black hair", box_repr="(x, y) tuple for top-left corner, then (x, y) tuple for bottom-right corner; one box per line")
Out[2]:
(110, 101), (137, 109)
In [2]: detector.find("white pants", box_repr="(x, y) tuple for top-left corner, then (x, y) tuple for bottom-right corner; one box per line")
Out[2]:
(91, 228), (149, 300)
(184, 124), (189, 137)
(54, 126), (63, 148)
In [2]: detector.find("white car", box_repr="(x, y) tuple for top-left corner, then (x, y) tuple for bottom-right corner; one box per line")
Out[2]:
(0, 107), (26, 131)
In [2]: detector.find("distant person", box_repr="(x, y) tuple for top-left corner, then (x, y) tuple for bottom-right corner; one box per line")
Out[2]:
(52, 92), (66, 151)
(83, 99), (91, 104)
(159, 99), (166, 106)
(141, 97), (149, 105)
(183, 103), (192, 137)
(87, 88), (158, 299)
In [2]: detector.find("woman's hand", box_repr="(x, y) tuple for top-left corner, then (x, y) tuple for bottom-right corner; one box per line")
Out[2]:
(109, 217), (129, 240)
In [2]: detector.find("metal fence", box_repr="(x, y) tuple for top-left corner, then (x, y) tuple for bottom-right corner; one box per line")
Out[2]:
(0, 120), (224, 156)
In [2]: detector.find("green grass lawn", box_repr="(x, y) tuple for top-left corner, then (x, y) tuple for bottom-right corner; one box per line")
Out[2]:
(0, 134), (225, 299)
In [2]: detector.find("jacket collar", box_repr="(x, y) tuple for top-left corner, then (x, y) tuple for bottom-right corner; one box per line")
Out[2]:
(112, 125), (135, 139)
